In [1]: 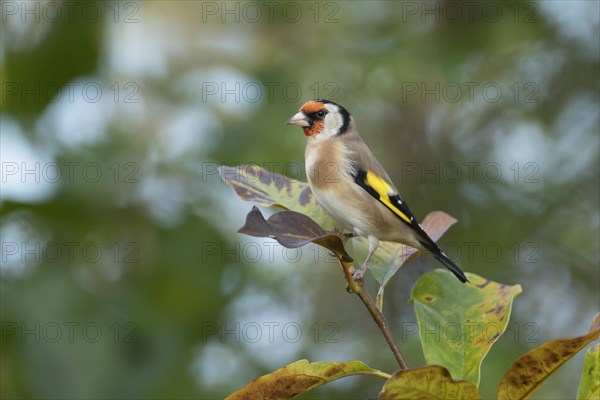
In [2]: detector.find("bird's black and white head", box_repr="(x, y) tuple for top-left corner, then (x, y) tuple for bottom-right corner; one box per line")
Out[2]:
(285, 100), (352, 138)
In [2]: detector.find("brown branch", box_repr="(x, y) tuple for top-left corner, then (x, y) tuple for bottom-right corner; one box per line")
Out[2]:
(337, 257), (408, 370)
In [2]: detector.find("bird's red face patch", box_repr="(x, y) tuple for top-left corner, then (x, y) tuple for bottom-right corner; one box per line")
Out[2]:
(299, 101), (327, 137)
(303, 120), (324, 137)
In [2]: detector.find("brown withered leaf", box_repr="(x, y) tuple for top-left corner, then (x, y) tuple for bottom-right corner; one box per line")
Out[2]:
(238, 207), (352, 262)
(498, 313), (600, 400)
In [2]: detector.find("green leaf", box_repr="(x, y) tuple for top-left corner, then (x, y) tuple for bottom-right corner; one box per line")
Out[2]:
(498, 313), (600, 400)
(411, 270), (522, 387)
(379, 365), (480, 400)
(577, 343), (599, 400)
(226, 359), (390, 400)
(238, 207), (352, 262)
(219, 165), (336, 229)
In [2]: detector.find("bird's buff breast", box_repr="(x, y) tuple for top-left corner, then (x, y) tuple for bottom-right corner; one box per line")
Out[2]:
(305, 139), (381, 235)
(304, 137), (350, 191)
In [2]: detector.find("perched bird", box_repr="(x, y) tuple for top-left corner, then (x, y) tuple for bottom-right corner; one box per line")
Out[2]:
(285, 100), (468, 283)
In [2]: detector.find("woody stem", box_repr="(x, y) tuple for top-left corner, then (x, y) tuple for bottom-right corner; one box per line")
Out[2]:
(338, 258), (408, 370)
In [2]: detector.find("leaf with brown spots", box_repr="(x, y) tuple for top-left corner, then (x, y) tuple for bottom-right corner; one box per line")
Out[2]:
(498, 313), (600, 400)
(411, 270), (522, 387)
(379, 365), (480, 400)
(238, 206), (352, 262)
(226, 359), (390, 400)
(219, 165), (336, 229)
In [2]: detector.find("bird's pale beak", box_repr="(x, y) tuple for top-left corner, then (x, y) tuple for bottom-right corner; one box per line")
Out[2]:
(284, 112), (310, 127)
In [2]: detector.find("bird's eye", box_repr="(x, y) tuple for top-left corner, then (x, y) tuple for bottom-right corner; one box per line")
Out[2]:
(316, 110), (325, 118)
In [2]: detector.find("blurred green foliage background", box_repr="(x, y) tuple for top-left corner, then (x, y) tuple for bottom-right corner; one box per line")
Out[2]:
(1, 1), (598, 398)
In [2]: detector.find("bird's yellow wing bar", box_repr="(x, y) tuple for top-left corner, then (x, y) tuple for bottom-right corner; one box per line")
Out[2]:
(353, 169), (416, 226)
(364, 172), (412, 224)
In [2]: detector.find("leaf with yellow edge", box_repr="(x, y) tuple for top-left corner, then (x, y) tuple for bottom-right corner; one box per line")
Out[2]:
(219, 165), (336, 229)
(379, 365), (480, 400)
(226, 359), (390, 400)
(411, 270), (522, 387)
(498, 312), (600, 400)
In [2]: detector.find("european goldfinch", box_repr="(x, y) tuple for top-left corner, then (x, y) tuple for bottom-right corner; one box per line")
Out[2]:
(285, 100), (468, 283)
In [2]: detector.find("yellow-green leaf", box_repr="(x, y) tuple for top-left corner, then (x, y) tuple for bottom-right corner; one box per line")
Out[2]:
(379, 365), (480, 400)
(577, 343), (599, 400)
(226, 359), (390, 400)
(498, 313), (600, 400)
(411, 270), (522, 387)
(219, 165), (336, 229)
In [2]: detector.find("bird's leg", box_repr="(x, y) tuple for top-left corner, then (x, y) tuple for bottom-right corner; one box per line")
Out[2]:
(353, 236), (379, 281)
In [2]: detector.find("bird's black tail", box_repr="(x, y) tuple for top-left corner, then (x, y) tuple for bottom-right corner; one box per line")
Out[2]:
(420, 240), (469, 283)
